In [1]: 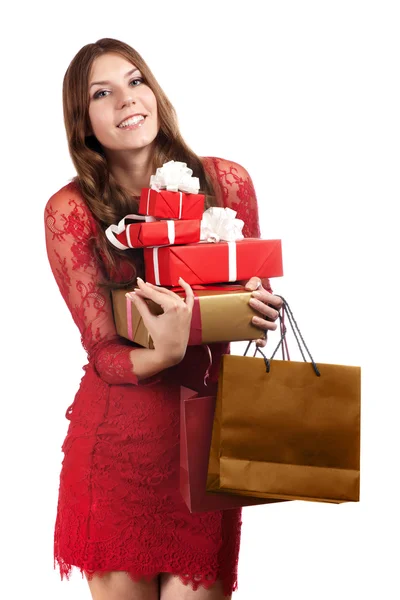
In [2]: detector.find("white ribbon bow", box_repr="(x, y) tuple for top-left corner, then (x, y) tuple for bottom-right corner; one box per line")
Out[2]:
(105, 214), (156, 250)
(200, 207), (244, 243)
(150, 160), (200, 194)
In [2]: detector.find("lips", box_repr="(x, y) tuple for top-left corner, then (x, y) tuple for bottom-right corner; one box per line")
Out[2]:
(117, 114), (147, 127)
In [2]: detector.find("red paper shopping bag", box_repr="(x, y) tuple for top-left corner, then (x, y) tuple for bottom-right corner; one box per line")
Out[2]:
(180, 386), (282, 513)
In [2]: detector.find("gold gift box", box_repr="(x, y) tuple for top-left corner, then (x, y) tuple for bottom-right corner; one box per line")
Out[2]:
(111, 285), (265, 348)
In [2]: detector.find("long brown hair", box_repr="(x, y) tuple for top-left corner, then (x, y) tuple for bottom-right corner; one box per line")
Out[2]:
(62, 37), (220, 290)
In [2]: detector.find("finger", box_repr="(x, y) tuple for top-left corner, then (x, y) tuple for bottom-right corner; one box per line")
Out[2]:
(251, 288), (282, 308)
(127, 288), (148, 298)
(135, 278), (183, 308)
(125, 292), (155, 326)
(249, 297), (280, 321)
(252, 315), (278, 332)
(244, 276), (262, 291)
(178, 277), (194, 311)
(255, 338), (267, 348)
(260, 277), (272, 293)
(251, 289), (283, 311)
(265, 293), (284, 310)
(140, 278), (182, 299)
(126, 289), (158, 306)
(137, 278), (188, 304)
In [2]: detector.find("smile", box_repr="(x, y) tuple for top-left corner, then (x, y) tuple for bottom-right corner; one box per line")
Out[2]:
(118, 115), (146, 128)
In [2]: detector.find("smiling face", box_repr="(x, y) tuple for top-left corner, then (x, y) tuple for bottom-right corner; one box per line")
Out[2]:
(87, 52), (159, 155)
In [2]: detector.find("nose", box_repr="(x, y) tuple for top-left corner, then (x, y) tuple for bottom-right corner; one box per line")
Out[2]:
(118, 90), (136, 109)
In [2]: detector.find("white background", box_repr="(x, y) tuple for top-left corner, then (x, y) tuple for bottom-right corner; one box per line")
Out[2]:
(1, 1), (399, 598)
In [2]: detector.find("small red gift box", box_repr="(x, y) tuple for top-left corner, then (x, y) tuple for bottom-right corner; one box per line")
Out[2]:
(106, 219), (201, 249)
(144, 238), (283, 286)
(139, 188), (205, 220)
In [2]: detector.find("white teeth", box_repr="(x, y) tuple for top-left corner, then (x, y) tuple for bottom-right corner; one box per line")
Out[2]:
(118, 115), (145, 128)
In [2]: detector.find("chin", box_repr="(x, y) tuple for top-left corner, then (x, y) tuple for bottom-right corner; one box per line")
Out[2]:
(129, 139), (155, 151)
(132, 135), (158, 150)
(102, 130), (158, 153)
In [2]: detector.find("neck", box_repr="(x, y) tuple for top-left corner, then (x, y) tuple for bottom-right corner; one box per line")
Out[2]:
(104, 145), (155, 196)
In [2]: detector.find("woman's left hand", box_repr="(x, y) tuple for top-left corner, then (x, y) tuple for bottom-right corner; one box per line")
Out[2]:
(241, 276), (284, 348)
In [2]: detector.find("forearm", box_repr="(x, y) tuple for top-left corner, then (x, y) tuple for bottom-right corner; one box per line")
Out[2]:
(130, 347), (176, 381)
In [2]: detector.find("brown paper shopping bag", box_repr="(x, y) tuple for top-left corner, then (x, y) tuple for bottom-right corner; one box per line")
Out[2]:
(206, 297), (361, 504)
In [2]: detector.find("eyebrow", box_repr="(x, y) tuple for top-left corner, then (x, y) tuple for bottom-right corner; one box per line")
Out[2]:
(89, 67), (140, 89)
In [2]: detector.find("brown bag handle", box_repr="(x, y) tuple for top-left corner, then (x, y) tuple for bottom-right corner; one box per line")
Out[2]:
(244, 296), (321, 377)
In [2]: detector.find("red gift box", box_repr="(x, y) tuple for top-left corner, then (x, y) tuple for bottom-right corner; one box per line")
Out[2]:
(106, 219), (200, 249)
(139, 188), (205, 220)
(144, 238), (283, 286)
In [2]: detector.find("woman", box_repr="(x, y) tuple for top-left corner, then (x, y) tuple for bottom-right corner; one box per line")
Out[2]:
(44, 38), (283, 600)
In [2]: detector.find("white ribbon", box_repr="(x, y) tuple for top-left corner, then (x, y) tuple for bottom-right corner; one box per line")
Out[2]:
(166, 221), (175, 245)
(178, 192), (183, 218)
(149, 160), (200, 194)
(153, 247), (161, 285)
(227, 241), (237, 281)
(105, 213), (156, 250)
(200, 207), (244, 243)
(146, 188), (151, 215)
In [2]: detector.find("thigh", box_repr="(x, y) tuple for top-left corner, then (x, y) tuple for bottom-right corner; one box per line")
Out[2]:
(85, 570), (160, 600)
(159, 573), (231, 600)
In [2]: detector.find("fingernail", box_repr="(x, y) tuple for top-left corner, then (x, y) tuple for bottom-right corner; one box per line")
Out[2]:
(252, 291), (261, 298)
(125, 292), (136, 300)
(137, 277), (144, 284)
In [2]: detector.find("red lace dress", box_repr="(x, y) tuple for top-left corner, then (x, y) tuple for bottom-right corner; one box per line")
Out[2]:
(44, 156), (271, 597)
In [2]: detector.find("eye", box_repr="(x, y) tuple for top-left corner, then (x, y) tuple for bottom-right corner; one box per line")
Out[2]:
(93, 90), (108, 99)
(130, 77), (144, 87)
(93, 77), (144, 100)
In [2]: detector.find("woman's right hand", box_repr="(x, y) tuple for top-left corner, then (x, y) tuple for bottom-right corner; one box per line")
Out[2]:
(126, 276), (194, 369)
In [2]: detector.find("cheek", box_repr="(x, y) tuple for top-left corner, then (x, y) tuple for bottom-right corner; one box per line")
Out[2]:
(89, 104), (111, 133)
(148, 93), (159, 129)
(143, 88), (158, 113)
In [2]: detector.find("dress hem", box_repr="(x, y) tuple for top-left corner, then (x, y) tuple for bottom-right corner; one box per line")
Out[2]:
(54, 555), (237, 598)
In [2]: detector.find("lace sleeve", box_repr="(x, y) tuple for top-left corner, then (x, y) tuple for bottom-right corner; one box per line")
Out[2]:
(44, 183), (144, 385)
(203, 157), (273, 293)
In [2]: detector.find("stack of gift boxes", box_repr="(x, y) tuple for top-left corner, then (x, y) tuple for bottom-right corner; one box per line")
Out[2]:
(107, 161), (283, 349)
